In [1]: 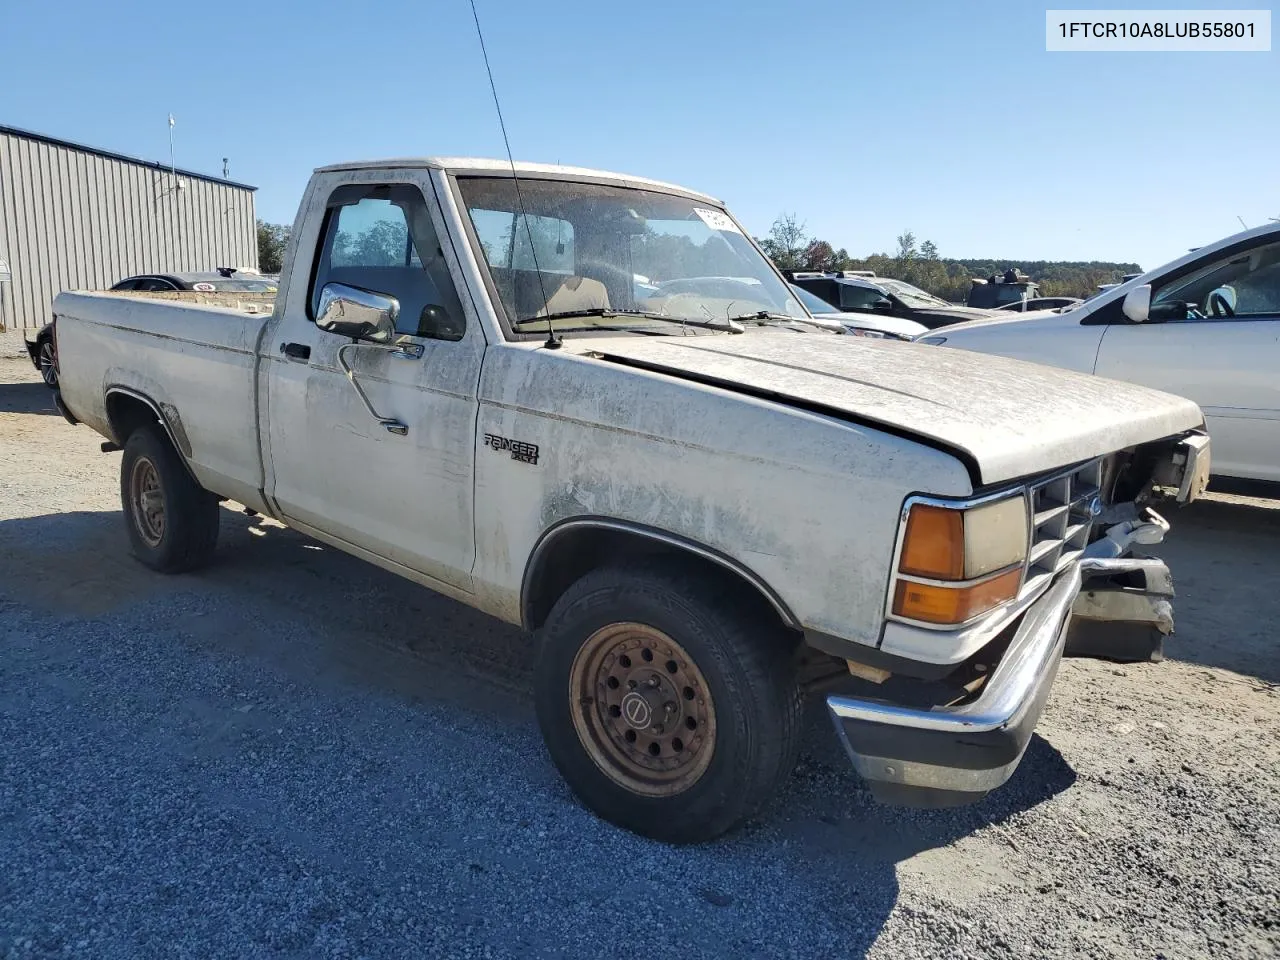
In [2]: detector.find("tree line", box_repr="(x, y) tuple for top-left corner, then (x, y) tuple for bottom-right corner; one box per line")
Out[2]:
(755, 213), (1141, 302)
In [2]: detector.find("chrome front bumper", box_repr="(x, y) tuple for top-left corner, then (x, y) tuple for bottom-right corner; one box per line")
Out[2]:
(827, 557), (1154, 807)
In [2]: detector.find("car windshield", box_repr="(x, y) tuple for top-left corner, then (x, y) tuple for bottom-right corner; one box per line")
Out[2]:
(875, 278), (949, 308)
(789, 284), (837, 314)
(456, 177), (808, 333)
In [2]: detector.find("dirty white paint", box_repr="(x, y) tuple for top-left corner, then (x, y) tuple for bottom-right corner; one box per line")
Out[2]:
(934, 219), (1280, 484)
(587, 335), (1204, 485)
(50, 157), (1209, 667)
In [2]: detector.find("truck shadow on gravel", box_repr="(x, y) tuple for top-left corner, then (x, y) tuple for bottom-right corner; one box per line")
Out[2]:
(0, 380), (58, 415)
(0, 507), (1112, 956)
(1156, 496), (1280, 685)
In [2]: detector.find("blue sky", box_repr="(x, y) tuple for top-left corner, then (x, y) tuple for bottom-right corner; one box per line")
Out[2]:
(4, 0), (1276, 269)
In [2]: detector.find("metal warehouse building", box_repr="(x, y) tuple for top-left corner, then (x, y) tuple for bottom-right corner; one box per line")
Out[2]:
(0, 124), (258, 333)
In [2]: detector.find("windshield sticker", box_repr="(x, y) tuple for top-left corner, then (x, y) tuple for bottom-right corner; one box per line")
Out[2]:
(693, 208), (742, 234)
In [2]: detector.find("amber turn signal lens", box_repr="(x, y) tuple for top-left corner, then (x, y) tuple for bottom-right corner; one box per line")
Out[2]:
(899, 504), (964, 580)
(892, 568), (1022, 625)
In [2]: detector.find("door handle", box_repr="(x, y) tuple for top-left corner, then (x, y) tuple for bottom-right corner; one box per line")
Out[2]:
(336, 343), (409, 436)
(280, 342), (311, 362)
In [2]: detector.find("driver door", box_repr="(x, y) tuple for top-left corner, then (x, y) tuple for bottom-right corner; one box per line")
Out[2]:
(264, 173), (484, 590)
(1094, 236), (1280, 482)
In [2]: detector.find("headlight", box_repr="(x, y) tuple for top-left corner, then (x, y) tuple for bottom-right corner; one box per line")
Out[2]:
(891, 496), (1028, 626)
(915, 335), (947, 345)
(845, 328), (888, 338)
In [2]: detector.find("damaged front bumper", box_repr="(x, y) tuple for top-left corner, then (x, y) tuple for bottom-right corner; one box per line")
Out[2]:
(1066, 556), (1175, 663)
(826, 556), (1165, 807)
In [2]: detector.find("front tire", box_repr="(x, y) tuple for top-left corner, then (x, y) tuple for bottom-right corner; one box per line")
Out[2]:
(120, 427), (220, 573)
(535, 564), (803, 843)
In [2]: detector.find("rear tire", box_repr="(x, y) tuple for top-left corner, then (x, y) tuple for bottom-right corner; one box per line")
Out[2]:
(120, 426), (220, 573)
(534, 563), (803, 843)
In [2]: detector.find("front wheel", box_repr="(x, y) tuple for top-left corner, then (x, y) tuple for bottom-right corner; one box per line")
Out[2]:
(534, 564), (803, 843)
(120, 427), (221, 573)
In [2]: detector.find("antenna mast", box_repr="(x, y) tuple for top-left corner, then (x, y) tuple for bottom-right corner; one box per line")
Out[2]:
(168, 114), (177, 187)
(469, 0), (559, 349)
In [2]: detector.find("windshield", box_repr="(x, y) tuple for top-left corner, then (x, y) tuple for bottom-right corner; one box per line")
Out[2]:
(875, 278), (949, 308)
(456, 177), (807, 333)
(790, 284), (838, 314)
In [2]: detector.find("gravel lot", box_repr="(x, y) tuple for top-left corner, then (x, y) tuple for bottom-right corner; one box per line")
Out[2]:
(1, 333), (1276, 959)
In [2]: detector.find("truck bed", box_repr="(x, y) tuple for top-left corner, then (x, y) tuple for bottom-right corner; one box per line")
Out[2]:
(52, 290), (272, 511)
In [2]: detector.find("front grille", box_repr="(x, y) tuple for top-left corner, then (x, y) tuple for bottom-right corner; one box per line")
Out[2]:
(1025, 459), (1103, 588)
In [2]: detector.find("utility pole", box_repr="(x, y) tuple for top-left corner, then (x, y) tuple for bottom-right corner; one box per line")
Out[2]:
(222, 157), (229, 179)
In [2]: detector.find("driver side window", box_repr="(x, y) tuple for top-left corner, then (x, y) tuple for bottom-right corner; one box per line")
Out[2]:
(1153, 239), (1280, 321)
(310, 183), (466, 341)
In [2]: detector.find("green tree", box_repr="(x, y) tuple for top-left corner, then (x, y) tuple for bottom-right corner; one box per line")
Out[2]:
(757, 213), (808, 270)
(895, 231), (918, 263)
(256, 220), (290, 275)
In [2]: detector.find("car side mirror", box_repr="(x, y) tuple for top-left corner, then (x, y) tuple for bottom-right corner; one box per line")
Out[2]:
(1121, 284), (1152, 323)
(872, 297), (893, 312)
(316, 282), (398, 343)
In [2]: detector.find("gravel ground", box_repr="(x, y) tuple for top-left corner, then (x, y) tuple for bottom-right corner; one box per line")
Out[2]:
(0, 332), (1276, 959)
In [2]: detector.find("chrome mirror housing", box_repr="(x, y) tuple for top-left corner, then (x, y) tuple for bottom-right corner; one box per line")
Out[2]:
(316, 282), (398, 342)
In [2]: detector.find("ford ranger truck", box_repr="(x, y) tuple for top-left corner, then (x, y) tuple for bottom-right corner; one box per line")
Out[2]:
(47, 158), (1211, 843)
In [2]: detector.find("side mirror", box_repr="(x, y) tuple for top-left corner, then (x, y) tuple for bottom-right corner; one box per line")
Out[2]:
(1121, 284), (1152, 323)
(316, 282), (398, 342)
(872, 297), (894, 312)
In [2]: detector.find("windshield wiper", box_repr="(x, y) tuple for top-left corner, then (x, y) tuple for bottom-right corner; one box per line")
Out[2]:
(727, 310), (841, 332)
(513, 308), (743, 334)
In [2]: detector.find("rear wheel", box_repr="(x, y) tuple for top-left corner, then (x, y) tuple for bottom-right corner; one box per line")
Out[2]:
(120, 427), (220, 572)
(535, 564), (803, 843)
(37, 338), (57, 388)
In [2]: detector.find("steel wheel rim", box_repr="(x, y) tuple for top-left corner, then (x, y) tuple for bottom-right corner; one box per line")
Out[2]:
(569, 622), (717, 797)
(129, 457), (165, 547)
(38, 342), (56, 386)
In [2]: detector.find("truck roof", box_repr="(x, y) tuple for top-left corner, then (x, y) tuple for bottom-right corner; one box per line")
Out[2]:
(314, 157), (722, 205)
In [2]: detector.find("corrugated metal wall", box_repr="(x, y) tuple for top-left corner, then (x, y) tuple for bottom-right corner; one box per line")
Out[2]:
(0, 128), (257, 332)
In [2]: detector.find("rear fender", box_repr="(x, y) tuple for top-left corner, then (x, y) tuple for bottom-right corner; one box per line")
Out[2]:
(104, 386), (197, 480)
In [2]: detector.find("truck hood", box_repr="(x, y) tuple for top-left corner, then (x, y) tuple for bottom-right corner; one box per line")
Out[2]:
(578, 333), (1203, 486)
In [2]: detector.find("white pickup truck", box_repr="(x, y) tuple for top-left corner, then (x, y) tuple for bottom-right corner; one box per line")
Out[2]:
(50, 157), (1211, 842)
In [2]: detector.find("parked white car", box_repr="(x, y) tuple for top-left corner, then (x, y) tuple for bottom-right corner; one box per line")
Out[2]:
(48, 157), (1209, 842)
(920, 223), (1280, 486)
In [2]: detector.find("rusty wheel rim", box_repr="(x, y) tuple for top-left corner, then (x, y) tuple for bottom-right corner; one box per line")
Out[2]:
(569, 622), (717, 797)
(129, 457), (165, 547)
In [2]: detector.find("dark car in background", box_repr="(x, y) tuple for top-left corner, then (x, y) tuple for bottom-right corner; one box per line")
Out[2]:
(24, 270), (276, 387)
(785, 270), (997, 329)
(787, 283), (927, 339)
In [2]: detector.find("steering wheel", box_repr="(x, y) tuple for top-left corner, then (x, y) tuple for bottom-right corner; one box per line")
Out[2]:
(1208, 290), (1236, 318)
